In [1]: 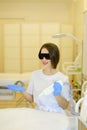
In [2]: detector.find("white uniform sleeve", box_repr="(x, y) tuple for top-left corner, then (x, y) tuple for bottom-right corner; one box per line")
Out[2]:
(26, 73), (34, 95)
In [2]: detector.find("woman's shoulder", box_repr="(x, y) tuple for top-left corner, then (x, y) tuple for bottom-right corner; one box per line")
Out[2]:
(32, 69), (42, 75)
(56, 71), (69, 81)
(57, 71), (67, 77)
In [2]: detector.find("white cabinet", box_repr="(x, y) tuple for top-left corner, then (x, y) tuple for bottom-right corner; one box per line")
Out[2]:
(0, 22), (74, 73)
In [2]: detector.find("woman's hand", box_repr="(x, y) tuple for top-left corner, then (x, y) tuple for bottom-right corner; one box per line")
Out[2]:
(53, 81), (69, 109)
(6, 84), (26, 92)
(53, 81), (62, 96)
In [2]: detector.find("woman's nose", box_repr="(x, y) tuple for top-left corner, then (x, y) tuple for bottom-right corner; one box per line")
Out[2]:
(42, 57), (46, 60)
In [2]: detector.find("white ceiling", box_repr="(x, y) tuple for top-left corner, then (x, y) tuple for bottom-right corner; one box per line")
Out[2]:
(0, 0), (76, 3)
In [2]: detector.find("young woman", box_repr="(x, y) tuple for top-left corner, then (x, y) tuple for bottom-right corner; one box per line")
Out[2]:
(23, 43), (70, 114)
(7, 43), (70, 114)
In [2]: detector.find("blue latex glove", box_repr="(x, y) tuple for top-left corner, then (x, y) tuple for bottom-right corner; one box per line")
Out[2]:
(6, 84), (26, 92)
(53, 82), (62, 96)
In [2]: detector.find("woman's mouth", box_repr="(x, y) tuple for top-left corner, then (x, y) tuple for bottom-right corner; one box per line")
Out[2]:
(42, 61), (48, 65)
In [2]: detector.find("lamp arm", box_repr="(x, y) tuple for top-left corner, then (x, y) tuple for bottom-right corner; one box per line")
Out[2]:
(74, 50), (82, 66)
(66, 34), (82, 44)
(52, 33), (82, 44)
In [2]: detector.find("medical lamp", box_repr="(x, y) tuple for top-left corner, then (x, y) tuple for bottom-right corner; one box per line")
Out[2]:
(52, 33), (82, 74)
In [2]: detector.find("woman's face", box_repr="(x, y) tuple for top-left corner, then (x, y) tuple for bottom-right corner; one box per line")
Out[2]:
(40, 48), (52, 69)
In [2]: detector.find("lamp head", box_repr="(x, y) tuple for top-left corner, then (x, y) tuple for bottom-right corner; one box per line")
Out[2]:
(52, 34), (67, 38)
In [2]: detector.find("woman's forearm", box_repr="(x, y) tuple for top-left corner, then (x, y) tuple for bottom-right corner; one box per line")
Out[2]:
(22, 92), (33, 103)
(55, 95), (69, 109)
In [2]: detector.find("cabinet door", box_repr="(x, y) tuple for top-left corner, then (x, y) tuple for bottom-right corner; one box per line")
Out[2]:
(0, 24), (3, 72)
(60, 24), (74, 65)
(4, 24), (20, 73)
(41, 23), (60, 45)
(21, 23), (40, 72)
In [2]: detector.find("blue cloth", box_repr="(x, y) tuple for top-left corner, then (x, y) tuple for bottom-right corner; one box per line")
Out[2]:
(53, 82), (62, 96)
(6, 84), (25, 92)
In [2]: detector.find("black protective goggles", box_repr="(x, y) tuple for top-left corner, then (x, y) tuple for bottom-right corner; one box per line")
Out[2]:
(38, 53), (50, 60)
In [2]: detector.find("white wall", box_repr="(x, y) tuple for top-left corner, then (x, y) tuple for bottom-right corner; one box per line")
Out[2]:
(0, 2), (73, 23)
(0, 22), (73, 73)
